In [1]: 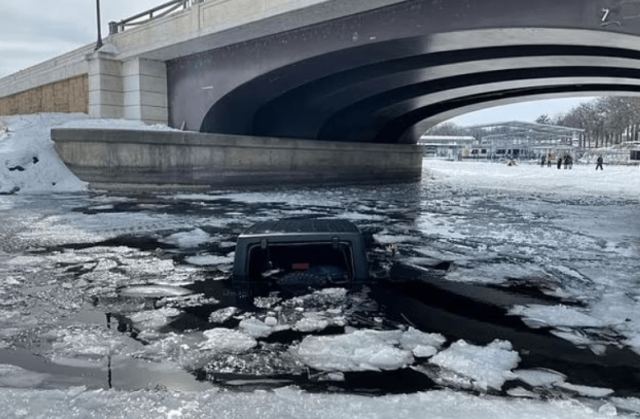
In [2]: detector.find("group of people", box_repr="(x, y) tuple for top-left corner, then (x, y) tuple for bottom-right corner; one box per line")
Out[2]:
(540, 154), (605, 170)
(540, 154), (573, 169)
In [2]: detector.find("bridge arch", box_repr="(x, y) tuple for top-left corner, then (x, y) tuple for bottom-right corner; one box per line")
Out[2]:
(165, 0), (640, 144)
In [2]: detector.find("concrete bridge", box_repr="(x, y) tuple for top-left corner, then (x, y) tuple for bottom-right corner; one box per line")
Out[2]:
(3, 0), (640, 187)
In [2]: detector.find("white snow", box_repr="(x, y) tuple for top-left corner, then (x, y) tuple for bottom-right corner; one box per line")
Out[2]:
(0, 113), (88, 193)
(429, 340), (521, 391)
(295, 329), (414, 372)
(59, 118), (178, 131)
(160, 228), (211, 248)
(0, 386), (625, 419)
(199, 328), (257, 353)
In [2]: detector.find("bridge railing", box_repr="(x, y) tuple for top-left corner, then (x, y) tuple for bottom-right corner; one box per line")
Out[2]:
(108, 0), (205, 34)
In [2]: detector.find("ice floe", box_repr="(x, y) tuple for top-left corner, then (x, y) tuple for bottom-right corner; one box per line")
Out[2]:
(119, 285), (192, 299)
(199, 328), (257, 354)
(160, 228), (211, 248)
(43, 325), (143, 367)
(296, 329), (414, 372)
(129, 308), (182, 331)
(0, 365), (47, 388)
(239, 317), (289, 339)
(514, 369), (567, 387)
(209, 307), (239, 324)
(557, 382), (614, 398)
(185, 254), (234, 266)
(509, 305), (605, 328)
(429, 340), (520, 391)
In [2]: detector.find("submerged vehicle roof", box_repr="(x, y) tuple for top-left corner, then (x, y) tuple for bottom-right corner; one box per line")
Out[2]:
(240, 219), (361, 236)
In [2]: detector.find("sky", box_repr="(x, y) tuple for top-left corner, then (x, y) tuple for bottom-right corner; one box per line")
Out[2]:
(0, 1), (594, 123)
(0, 0), (160, 77)
(448, 97), (595, 126)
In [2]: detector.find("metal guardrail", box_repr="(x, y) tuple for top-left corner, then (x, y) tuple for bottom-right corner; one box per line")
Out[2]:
(109, 0), (205, 34)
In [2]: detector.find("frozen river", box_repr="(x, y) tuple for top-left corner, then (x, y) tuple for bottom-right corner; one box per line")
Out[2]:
(0, 158), (639, 418)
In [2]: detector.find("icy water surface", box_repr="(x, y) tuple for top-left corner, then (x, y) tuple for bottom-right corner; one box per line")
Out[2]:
(0, 162), (639, 412)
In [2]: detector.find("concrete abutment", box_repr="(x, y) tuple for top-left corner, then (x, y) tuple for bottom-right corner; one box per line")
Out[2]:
(52, 128), (422, 190)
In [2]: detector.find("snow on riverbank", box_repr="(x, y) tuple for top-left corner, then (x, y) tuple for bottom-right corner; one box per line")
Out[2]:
(0, 114), (178, 194)
(0, 386), (629, 419)
(0, 114), (88, 193)
(425, 159), (640, 198)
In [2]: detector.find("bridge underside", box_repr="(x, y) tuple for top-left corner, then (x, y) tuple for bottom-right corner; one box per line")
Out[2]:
(166, 0), (640, 144)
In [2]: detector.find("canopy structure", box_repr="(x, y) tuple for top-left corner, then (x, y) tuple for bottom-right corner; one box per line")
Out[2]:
(466, 121), (585, 159)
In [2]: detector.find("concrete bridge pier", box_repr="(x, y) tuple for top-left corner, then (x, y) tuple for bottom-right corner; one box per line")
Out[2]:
(88, 51), (168, 125)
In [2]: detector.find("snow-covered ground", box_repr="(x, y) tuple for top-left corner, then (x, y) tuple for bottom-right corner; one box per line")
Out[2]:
(425, 159), (640, 198)
(0, 116), (639, 417)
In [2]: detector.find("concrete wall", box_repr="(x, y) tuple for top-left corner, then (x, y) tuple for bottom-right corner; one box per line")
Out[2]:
(52, 128), (422, 189)
(0, 45), (92, 98)
(0, 75), (88, 116)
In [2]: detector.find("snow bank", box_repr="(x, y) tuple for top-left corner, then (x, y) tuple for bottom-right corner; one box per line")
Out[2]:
(0, 113), (88, 193)
(429, 340), (520, 391)
(0, 114), (183, 194)
(0, 386), (623, 419)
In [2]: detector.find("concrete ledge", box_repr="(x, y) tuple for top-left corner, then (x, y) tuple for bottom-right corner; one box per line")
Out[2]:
(52, 128), (422, 189)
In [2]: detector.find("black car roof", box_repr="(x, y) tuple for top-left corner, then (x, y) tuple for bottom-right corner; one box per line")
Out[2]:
(240, 219), (361, 236)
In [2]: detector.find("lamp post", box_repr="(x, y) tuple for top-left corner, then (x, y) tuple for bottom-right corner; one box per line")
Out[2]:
(95, 0), (104, 51)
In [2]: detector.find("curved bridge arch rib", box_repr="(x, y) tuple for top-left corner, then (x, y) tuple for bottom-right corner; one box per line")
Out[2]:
(166, 0), (640, 144)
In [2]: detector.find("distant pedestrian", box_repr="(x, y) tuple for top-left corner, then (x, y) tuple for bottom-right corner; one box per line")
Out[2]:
(596, 155), (604, 171)
(567, 155), (573, 169)
(547, 155), (552, 167)
(557, 156), (562, 170)
(540, 155), (546, 167)
(563, 155), (570, 170)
